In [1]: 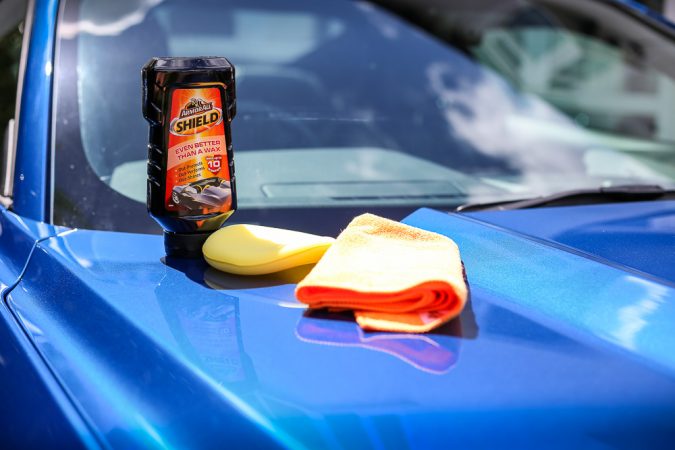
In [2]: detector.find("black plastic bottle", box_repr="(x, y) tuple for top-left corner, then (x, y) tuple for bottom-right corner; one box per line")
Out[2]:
(142, 57), (237, 257)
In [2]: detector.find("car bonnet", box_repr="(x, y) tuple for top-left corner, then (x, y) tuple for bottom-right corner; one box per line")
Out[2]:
(5, 203), (675, 448)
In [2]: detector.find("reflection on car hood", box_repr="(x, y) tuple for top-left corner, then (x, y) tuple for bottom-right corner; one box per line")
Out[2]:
(6, 203), (675, 448)
(469, 199), (675, 284)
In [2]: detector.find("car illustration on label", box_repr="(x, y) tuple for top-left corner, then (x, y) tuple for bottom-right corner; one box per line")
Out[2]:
(170, 177), (231, 210)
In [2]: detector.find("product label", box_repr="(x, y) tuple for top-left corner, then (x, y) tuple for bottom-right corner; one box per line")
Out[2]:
(165, 87), (232, 213)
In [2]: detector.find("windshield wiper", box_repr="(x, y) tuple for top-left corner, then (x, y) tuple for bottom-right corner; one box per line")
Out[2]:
(456, 184), (675, 212)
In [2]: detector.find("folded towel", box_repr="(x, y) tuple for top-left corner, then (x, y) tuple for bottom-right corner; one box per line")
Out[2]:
(203, 224), (334, 275)
(295, 214), (468, 333)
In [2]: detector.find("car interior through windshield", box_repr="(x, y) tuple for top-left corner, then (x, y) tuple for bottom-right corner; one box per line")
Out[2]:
(52, 0), (675, 234)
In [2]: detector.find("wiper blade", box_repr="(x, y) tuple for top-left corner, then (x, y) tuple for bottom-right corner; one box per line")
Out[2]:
(456, 184), (675, 212)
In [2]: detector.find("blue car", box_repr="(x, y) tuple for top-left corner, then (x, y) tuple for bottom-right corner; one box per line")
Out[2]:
(2, 0), (675, 448)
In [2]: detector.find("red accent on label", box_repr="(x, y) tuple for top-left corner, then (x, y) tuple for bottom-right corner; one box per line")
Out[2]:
(206, 155), (223, 174)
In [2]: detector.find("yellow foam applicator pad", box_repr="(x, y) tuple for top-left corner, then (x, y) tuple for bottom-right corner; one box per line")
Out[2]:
(203, 224), (335, 275)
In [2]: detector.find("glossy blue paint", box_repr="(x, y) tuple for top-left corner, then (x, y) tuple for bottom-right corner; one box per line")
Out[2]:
(0, 301), (97, 449)
(6, 208), (675, 449)
(406, 208), (675, 374)
(0, 210), (44, 292)
(0, 205), (65, 294)
(13, 0), (59, 221)
(0, 206), (93, 448)
(469, 200), (675, 285)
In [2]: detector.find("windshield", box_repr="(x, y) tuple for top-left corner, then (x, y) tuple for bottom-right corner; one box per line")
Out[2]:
(53, 0), (675, 235)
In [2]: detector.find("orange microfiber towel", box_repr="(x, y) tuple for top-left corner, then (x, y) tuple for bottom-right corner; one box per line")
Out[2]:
(295, 214), (468, 333)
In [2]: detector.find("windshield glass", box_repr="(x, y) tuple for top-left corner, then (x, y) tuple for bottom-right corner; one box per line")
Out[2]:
(53, 0), (675, 234)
